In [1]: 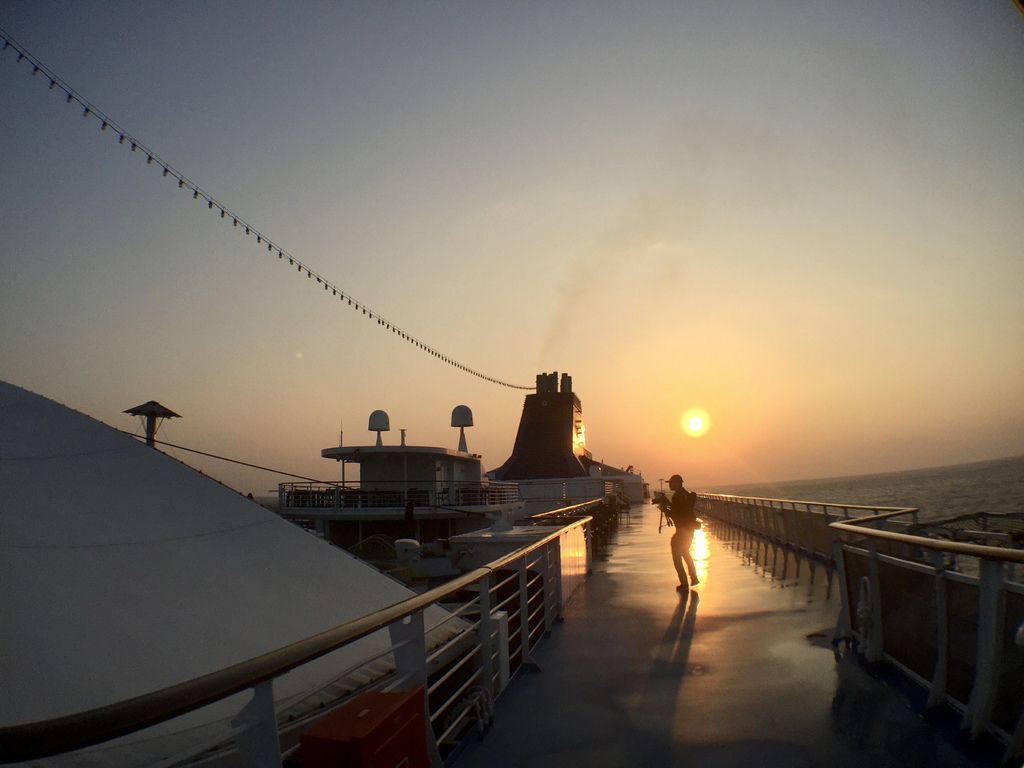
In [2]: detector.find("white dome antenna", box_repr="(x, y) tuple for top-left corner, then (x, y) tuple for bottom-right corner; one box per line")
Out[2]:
(368, 410), (390, 447)
(451, 405), (473, 452)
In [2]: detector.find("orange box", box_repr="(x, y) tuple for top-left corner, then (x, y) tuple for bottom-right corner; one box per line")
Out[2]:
(299, 686), (429, 768)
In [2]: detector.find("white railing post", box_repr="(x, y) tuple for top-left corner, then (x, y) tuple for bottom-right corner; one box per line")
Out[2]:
(864, 543), (884, 663)
(552, 535), (565, 619)
(833, 542), (852, 643)
(518, 558), (533, 664)
(927, 550), (949, 708)
(388, 611), (443, 768)
(963, 559), (1006, 738)
(538, 542), (553, 635)
(585, 520), (593, 574)
(476, 573), (496, 698)
(494, 610), (511, 693)
(230, 682), (281, 768)
(1006, 621), (1024, 763)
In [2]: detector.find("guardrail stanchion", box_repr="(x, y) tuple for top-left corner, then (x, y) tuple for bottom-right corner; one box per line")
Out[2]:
(477, 572), (496, 699)
(388, 611), (443, 768)
(230, 682), (281, 768)
(833, 542), (852, 650)
(585, 520), (593, 574)
(538, 541), (553, 635)
(494, 611), (511, 693)
(926, 550), (949, 709)
(963, 559), (1007, 739)
(517, 558), (533, 666)
(1006, 620), (1024, 763)
(553, 536), (565, 621)
(864, 542), (884, 663)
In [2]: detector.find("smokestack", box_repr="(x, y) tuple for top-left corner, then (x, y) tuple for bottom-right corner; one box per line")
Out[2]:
(491, 372), (589, 480)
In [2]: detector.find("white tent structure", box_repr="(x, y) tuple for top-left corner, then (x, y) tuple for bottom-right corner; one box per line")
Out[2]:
(0, 381), (459, 766)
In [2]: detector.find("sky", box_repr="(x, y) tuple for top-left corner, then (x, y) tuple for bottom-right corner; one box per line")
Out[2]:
(1, 1), (1022, 494)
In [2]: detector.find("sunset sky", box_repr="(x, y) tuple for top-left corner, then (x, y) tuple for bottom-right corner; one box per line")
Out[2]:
(1, 1), (1021, 494)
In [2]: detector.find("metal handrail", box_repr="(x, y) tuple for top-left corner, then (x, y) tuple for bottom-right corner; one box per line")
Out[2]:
(831, 514), (1024, 563)
(279, 479), (522, 511)
(0, 510), (593, 763)
(700, 490), (1023, 760)
(702, 491), (1022, 563)
(702, 492), (917, 516)
(526, 497), (604, 520)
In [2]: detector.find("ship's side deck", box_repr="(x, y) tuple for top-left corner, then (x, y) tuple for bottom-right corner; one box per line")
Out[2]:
(454, 505), (993, 768)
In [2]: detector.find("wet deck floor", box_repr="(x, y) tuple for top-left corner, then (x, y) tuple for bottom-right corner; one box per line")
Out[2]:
(455, 505), (992, 768)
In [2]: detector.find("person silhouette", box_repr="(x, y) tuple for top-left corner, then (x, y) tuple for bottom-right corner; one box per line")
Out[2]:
(663, 474), (700, 591)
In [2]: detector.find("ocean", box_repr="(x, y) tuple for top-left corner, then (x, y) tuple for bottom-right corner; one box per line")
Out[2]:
(707, 455), (1023, 523)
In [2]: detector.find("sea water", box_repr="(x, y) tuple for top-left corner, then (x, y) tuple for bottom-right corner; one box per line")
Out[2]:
(710, 455), (1023, 522)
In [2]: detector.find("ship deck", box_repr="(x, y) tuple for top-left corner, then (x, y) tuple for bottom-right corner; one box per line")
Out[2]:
(454, 505), (996, 768)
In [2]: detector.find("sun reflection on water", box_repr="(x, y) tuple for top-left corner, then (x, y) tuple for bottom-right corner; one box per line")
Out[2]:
(692, 528), (709, 583)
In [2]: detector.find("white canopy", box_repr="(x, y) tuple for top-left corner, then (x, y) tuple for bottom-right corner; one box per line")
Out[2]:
(0, 381), (456, 765)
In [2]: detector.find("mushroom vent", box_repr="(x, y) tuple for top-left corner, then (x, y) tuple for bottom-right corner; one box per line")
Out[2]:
(451, 405), (473, 428)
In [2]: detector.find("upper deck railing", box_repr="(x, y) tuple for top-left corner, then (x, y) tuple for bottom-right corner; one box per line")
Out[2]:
(698, 492), (1024, 762)
(0, 500), (600, 766)
(278, 480), (521, 512)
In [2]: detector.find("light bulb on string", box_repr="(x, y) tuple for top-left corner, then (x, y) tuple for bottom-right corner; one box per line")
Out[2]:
(0, 31), (540, 389)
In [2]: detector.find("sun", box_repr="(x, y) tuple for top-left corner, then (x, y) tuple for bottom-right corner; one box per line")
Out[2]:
(681, 408), (710, 437)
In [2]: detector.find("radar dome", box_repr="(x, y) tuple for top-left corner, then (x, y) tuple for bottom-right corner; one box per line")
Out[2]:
(452, 405), (473, 453)
(451, 405), (474, 428)
(368, 410), (390, 446)
(368, 410), (390, 432)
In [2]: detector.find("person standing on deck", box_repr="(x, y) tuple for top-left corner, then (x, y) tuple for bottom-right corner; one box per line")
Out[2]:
(664, 474), (700, 591)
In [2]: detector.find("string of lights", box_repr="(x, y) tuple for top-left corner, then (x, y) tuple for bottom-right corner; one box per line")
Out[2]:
(0, 26), (534, 390)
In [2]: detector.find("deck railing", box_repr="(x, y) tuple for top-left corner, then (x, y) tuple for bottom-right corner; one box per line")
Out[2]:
(696, 493), (919, 585)
(278, 480), (521, 512)
(0, 503), (598, 767)
(699, 492), (1024, 762)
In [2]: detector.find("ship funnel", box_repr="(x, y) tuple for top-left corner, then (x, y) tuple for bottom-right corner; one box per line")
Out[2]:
(368, 409), (390, 447)
(451, 405), (473, 453)
(492, 372), (590, 480)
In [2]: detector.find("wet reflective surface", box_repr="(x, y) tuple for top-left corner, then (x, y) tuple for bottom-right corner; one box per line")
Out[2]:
(456, 506), (994, 767)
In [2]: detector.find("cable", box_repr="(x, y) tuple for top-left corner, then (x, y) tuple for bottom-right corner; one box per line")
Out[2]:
(0, 26), (533, 390)
(116, 429), (333, 483)
(118, 431), (491, 515)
